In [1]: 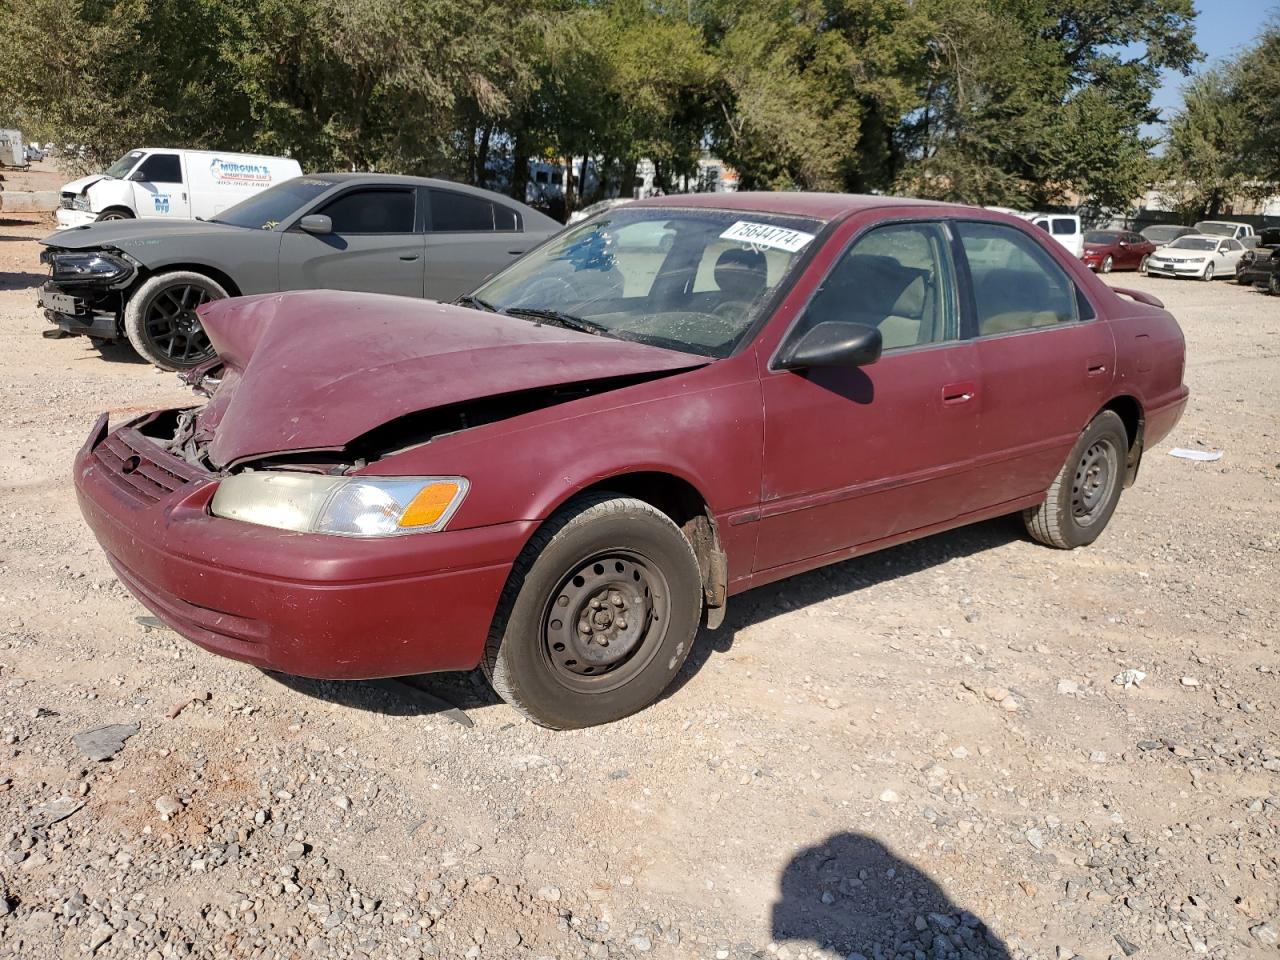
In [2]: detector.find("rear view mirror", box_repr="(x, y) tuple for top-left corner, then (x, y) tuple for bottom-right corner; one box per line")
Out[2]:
(776, 321), (883, 371)
(299, 214), (332, 235)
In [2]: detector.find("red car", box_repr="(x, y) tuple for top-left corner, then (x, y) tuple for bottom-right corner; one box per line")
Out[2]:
(75, 194), (1188, 729)
(1081, 230), (1157, 274)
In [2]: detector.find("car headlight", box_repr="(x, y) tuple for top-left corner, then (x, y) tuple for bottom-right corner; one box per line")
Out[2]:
(49, 251), (132, 283)
(209, 472), (469, 537)
(72, 196), (92, 212)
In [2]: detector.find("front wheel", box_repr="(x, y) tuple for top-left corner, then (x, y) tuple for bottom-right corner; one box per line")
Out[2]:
(1101, 255), (1113, 274)
(96, 209), (134, 222)
(123, 271), (226, 370)
(1023, 411), (1128, 549)
(1202, 263), (1215, 282)
(483, 494), (703, 729)
(1139, 255), (1150, 275)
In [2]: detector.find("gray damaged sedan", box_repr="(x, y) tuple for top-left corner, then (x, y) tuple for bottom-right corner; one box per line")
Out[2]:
(38, 173), (561, 369)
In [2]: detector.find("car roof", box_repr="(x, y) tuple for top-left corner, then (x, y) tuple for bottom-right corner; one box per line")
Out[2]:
(302, 173), (558, 225)
(630, 191), (996, 223)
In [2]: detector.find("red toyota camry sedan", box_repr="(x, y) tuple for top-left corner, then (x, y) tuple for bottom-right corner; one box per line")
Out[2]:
(75, 194), (1188, 728)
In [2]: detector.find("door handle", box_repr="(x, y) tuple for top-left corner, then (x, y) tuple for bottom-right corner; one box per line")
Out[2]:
(1086, 355), (1108, 376)
(942, 381), (976, 405)
(507, 249), (526, 256)
(399, 254), (421, 261)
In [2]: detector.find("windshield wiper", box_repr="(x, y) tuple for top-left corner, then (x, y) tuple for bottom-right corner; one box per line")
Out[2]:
(455, 294), (499, 313)
(501, 307), (607, 336)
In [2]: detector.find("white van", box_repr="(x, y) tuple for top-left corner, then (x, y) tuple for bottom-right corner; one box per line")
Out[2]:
(1025, 212), (1084, 259)
(56, 148), (302, 228)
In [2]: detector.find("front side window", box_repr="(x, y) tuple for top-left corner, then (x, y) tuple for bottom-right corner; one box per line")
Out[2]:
(320, 188), (416, 234)
(798, 222), (958, 350)
(957, 222), (1078, 335)
(473, 209), (821, 357)
(137, 153), (182, 183)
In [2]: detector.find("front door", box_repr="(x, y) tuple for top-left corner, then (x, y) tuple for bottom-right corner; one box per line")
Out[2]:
(755, 220), (983, 572)
(278, 186), (425, 298)
(130, 152), (191, 220)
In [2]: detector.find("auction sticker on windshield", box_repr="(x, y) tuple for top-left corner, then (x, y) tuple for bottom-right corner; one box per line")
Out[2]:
(719, 220), (815, 253)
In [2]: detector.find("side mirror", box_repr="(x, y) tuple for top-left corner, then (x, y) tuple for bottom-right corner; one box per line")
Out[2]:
(776, 321), (882, 371)
(129, 170), (148, 182)
(299, 214), (333, 235)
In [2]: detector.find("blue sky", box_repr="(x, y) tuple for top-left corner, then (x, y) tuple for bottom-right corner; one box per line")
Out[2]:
(1145, 0), (1279, 139)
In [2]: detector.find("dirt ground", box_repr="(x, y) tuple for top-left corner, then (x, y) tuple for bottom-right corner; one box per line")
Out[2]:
(0, 207), (1277, 960)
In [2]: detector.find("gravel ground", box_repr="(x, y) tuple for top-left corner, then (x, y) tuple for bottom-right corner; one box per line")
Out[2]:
(0, 212), (1277, 960)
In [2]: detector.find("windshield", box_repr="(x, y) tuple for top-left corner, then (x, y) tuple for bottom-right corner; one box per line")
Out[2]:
(212, 177), (335, 229)
(1143, 226), (1186, 243)
(1084, 232), (1121, 244)
(1193, 222), (1236, 237)
(472, 208), (822, 358)
(1170, 238), (1218, 251)
(104, 150), (145, 179)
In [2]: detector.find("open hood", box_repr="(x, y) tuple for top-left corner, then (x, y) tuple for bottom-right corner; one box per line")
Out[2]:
(193, 291), (709, 469)
(60, 174), (104, 195)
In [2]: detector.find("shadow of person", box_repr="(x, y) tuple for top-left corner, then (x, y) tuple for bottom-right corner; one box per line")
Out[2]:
(771, 832), (1012, 959)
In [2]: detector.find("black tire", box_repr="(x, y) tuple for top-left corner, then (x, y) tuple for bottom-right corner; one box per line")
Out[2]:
(1023, 410), (1128, 549)
(123, 270), (225, 370)
(1202, 262), (1215, 282)
(1270, 273), (1280, 296)
(1139, 255), (1150, 275)
(95, 208), (133, 221)
(483, 493), (703, 729)
(1101, 255), (1113, 274)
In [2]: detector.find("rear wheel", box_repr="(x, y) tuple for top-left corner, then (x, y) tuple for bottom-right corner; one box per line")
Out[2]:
(483, 494), (703, 729)
(1023, 411), (1128, 550)
(123, 271), (225, 371)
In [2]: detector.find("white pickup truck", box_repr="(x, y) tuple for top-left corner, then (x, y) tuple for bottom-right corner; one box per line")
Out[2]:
(1193, 220), (1255, 242)
(57, 148), (302, 227)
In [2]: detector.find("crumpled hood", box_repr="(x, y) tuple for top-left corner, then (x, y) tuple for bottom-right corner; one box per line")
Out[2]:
(195, 291), (709, 469)
(43, 217), (243, 251)
(60, 174), (104, 195)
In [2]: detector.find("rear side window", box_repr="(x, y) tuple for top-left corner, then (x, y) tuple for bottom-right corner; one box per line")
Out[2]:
(1051, 218), (1077, 236)
(957, 222), (1079, 336)
(800, 221), (958, 350)
(430, 190), (520, 232)
(320, 188), (416, 234)
(137, 153), (182, 183)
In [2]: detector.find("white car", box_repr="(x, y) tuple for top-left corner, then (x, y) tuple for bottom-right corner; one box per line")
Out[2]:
(1026, 213), (1084, 258)
(1145, 234), (1247, 281)
(57, 148), (302, 227)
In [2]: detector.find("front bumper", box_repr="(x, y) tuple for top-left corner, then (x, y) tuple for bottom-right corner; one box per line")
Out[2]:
(74, 414), (531, 679)
(56, 208), (97, 228)
(1145, 260), (1205, 277)
(38, 281), (125, 339)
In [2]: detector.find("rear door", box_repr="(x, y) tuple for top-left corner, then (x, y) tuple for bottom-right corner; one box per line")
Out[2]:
(277, 186), (425, 297)
(423, 188), (531, 301)
(956, 220), (1115, 504)
(755, 219), (983, 571)
(130, 152), (191, 220)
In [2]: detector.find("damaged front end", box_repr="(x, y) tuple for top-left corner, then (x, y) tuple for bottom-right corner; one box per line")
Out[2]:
(38, 246), (139, 340)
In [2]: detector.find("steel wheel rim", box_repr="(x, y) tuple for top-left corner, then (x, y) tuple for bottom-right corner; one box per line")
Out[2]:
(541, 550), (669, 693)
(1102, 256), (1112, 274)
(1204, 264), (1214, 280)
(1072, 438), (1119, 526)
(144, 282), (215, 366)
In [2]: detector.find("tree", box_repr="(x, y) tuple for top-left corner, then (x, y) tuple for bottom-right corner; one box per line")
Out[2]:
(1233, 24), (1280, 187)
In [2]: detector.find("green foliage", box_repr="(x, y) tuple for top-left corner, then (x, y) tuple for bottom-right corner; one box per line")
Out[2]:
(0, 0), (1205, 211)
